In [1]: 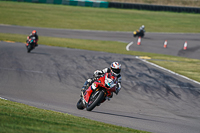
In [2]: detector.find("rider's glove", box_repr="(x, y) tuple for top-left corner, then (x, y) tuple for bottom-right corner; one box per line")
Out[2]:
(93, 70), (102, 77)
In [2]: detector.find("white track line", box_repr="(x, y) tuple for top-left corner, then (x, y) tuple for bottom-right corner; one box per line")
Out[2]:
(136, 56), (200, 85)
(0, 97), (7, 100)
(126, 41), (133, 51)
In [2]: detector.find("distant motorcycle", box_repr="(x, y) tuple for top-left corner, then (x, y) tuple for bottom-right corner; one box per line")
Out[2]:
(133, 29), (145, 37)
(77, 72), (118, 111)
(26, 37), (36, 53)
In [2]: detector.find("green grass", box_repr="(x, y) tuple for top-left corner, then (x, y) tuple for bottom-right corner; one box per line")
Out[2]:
(0, 1), (200, 33)
(0, 99), (149, 133)
(150, 59), (200, 82)
(0, 1), (200, 133)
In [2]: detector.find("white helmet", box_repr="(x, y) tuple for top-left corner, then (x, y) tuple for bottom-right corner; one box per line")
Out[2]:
(142, 25), (145, 29)
(110, 62), (121, 76)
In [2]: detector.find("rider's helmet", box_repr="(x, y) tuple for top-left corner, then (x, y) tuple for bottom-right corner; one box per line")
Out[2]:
(110, 62), (121, 76)
(32, 30), (37, 35)
(141, 25), (145, 29)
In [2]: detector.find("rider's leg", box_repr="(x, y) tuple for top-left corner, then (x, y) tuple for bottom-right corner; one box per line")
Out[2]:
(81, 78), (92, 92)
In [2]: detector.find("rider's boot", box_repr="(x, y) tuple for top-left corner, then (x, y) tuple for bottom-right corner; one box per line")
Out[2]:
(106, 92), (113, 101)
(81, 79), (96, 98)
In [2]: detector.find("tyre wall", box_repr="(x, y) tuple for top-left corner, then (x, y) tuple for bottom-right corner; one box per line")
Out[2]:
(5, 0), (109, 8)
(3, 0), (200, 13)
(109, 2), (200, 13)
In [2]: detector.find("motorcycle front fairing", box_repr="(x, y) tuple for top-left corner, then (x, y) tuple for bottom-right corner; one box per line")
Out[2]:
(83, 81), (105, 104)
(83, 85), (93, 104)
(133, 29), (145, 37)
(82, 73), (117, 104)
(26, 37), (36, 46)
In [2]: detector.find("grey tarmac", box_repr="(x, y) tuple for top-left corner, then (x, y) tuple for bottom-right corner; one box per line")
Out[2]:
(0, 25), (200, 133)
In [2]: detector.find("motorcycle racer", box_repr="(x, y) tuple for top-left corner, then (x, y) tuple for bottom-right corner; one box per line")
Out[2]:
(26, 30), (39, 47)
(139, 25), (145, 32)
(133, 25), (145, 37)
(81, 62), (122, 99)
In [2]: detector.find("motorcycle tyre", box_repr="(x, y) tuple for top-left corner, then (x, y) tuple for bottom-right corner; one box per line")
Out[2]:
(77, 98), (85, 110)
(86, 91), (104, 111)
(27, 45), (32, 53)
(27, 49), (31, 53)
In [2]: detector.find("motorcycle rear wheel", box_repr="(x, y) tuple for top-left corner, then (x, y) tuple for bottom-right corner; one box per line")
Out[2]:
(86, 91), (104, 111)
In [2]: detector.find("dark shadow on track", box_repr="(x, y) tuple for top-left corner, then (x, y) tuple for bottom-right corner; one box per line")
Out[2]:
(122, 58), (200, 105)
(178, 46), (200, 57)
(92, 111), (164, 123)
(29, 51), (50, 56)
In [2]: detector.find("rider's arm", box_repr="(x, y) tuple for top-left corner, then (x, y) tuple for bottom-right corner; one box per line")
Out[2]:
(115, 75), (121, 95)
(27, 34), (32, 40)
(36, 34), (39, 41)
(26, 34), (32, 42)
(94, 68), (110, 76)
(102, 68), (110, 73)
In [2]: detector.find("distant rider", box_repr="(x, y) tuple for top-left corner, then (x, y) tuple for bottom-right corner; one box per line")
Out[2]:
(139, 25), (145, 33)
(26, 30), (39, 47)
(81, 62), (122, 99)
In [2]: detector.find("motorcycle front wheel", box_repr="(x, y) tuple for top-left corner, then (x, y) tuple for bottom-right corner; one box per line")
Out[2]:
(77, 98), (85, 110)
(27, 44), (32, 53)
(86, 91), (104, 111)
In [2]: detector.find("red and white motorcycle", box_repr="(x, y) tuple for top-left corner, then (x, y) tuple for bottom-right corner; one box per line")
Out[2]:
(77, 72), (118, 111)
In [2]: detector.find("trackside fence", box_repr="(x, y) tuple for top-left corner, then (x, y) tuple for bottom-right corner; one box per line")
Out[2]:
(2, 0), (200, 13)
(108, 2), (200, 13)
(2, 0), (109, 8)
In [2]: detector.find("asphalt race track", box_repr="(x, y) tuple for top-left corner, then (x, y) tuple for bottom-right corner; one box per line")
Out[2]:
(0, 25), (200, 133)
(1, 24), (200, 59)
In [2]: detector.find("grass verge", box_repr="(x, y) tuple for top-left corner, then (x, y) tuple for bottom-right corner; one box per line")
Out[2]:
(0, 1), (200, 33)
(0, 99), (149, 133)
